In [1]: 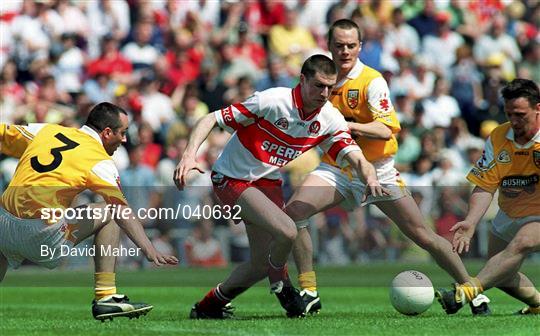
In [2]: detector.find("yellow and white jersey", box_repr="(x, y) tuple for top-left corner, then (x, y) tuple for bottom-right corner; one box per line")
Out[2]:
(467, 122), (540, 218)
(0, 123), (127, 220)
(322, 61), (401, 165)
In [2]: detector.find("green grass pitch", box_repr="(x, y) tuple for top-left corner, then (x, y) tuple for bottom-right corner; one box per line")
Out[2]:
(1, 261), (538, 335)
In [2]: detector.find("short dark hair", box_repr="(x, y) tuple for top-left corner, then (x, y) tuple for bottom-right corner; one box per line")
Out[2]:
(85, 102), (128, 132)
(327, 19), (363, 45)
(501, 79), (540, 107)
(301, 54), (337, 79)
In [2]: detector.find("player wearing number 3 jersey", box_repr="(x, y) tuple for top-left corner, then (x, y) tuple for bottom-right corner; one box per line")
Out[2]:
(0, 102), (177, 321)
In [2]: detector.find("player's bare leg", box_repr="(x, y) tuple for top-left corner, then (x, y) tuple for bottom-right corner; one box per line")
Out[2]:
(236, 187), (297, 268)
(220, 224), (274, 297)
(0, 252), (7, 282)
(377, 196), (471, 283)
(483, 233), (540, 313)
(71, 203), (153, 321)
(286, 174), (345, 313)
(438, 222), (540, 315)
(192, 188), (305, 318)
(477, 222), (540, 313)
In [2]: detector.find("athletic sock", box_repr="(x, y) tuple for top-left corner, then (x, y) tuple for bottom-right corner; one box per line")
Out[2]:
(94, 272), (116, 300)
(198, 284), (231, 311)
(455, 277), (483, 304)
(298, 271), (317, 292)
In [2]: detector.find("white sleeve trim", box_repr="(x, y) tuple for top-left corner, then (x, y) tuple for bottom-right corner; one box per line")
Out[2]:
(91, 159), (121, 186)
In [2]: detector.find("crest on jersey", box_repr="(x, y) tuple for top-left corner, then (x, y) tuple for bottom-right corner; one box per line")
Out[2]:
(274, 117), (289, 130)
(534, 150), (540, 168)
(347, 89), (359, 109)
(309, 121), (321, 135)
(497, 150), (511, 164)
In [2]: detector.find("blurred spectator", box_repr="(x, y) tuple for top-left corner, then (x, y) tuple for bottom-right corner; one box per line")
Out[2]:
(449, 45), (484, 135)
(435, 187), (467, 243)
(232, 21), (267, 70)
(9, 0), (51, 76)
(268, 6), (317, 73)
(421, 76), (461, 129)
(294, 0), (334, 47)
(86, 35), (133, 85)
(217, 41), (259, 87)
(407, 0), (438, 39)
(394, 124), (421, 170)
(480, 53), (507, 122)
(174, 82), (209, 130)
(1, 60), (25, 104)
(196, 57), (228, 112)
(518, 41), (540, 83)
(139, 73), (175, 133)
(319, 213), (350, 266)
(421, 11), (464, 76)
(53, 0), (89, 41)
(86, 0), (130, 58)
(384, 7), (421, 60)
(83, 71), (116, 104)
(121, 21), (160, 73)
(325, 0), (357, 27)
(137, 121), (163, 170)
(184, 219), (227, 267)
(119, 144), (160, 225)
(255, 55), (295, 91)
(473, 13), (522, 81)
(53, 33), (85, 95)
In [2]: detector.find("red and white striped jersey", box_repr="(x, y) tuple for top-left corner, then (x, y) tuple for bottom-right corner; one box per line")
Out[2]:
(213, 85), (361, 181)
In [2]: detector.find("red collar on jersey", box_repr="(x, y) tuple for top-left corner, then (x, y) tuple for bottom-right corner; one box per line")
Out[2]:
(292, 85), (321, 121)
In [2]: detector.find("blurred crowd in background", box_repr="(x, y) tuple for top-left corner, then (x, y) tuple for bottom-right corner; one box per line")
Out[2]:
(0, 0), (539, 268)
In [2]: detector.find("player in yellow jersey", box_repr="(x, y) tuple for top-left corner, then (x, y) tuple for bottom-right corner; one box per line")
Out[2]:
(285, 19), (490, 315)
(0, 102), (177, 321)
(437, 79), (540, 315)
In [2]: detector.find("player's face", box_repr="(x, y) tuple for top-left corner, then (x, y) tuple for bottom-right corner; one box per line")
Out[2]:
(102, 113), (128, 155)
(505, 97), (540, 143)
(300, 71), (337, 112)
(329, 27), (361, 73)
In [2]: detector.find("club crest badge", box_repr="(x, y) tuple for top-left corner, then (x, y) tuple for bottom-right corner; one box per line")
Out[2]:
(497, 150), (511, 163)
(309, 121), (321, 135)
(534, 150), (540, 168)
(274, 117), (289, 130)
(347, 89), (359, 109)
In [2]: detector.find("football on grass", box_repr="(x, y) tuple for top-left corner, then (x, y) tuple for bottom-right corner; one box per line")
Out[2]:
(390, 270), (434, 315)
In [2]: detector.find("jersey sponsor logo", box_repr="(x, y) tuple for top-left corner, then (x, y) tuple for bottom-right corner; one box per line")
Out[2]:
(274, 117), (289, 130)
(260, 140), (303, 167)
(500, 174), (539, 198)
(534, 150), (540, 168)
(308, 121), (321, 135)
(497, 150), (511, 163)
(347, 89), (359, 109)
(514, 151), (529, 156)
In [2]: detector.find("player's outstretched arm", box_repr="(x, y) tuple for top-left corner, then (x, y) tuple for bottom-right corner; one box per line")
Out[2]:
(450, 186), (494, 254)
(113, 206), (178, 266)
(173, 113), (217, 189)
(344, 150), (387, 197)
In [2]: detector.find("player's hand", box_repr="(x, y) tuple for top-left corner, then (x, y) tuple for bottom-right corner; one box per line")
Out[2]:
(365, 178), (391, 198)
(450, 220), (475, 254)
(145, 249), (179, 266)
(173, 155), (205, 190)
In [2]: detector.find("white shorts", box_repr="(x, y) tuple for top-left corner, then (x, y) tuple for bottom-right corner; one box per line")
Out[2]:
(0, 207), (72, 269)
(310, 158), (410, 211)
(491, 210), (540, 243)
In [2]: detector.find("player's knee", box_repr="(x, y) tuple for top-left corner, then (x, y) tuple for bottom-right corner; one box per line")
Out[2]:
(275, 220), (298, 243)
(285, 201), (313, 222)
(507, 235), (538, 255)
